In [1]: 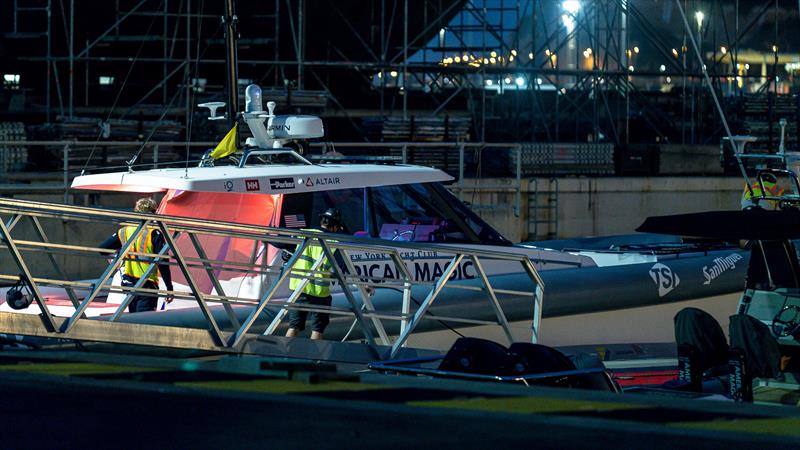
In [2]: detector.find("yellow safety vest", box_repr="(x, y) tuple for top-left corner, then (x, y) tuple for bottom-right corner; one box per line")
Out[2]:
(289, 229), (334, 297)
(118, 226), (159, 283)
(743, 181), (784, 200)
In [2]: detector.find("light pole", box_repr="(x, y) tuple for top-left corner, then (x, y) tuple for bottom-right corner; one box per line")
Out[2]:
(692, 11), (704, 144)
(695, 11), (704, 66)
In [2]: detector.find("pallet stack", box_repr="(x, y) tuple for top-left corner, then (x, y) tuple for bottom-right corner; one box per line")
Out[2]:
(362, 116), (471, 142)
(736, 94), (798, 152)
(0, 122), (27, 172)
(512, 143), (615, 176)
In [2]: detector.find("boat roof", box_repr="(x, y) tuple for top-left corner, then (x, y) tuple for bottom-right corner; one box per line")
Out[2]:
(71, 163), (453, 194)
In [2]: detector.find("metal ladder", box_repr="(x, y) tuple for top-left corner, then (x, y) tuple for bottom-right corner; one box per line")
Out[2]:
(527, 178), (559, 240)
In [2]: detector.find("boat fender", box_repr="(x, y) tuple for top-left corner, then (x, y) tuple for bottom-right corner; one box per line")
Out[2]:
(6, 280), (33, 310)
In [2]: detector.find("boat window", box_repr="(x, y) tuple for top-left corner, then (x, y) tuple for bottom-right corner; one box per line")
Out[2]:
(368, 183), (511, 245)
(429, 183), (512, 245)
(279, 188), (367, 233)
(278, 183), (511, 246)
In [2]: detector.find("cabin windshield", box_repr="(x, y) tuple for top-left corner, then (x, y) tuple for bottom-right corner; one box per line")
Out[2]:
(278, 182), (511, 246)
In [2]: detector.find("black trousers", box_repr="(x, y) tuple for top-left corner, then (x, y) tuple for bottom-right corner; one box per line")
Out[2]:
(121, 275), (159, 313)
(288, 293), (333, 333)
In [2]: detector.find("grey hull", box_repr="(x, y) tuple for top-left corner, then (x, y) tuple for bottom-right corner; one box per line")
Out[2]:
(102, 249), (748, 341)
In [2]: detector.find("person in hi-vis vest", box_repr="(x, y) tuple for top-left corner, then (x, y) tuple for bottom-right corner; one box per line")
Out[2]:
(99, 198), (174, 312)
(741, 172), (785, 210)
(285, 208), (347, 340)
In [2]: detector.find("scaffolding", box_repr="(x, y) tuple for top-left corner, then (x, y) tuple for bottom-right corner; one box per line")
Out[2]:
(1, 0), (796, 147)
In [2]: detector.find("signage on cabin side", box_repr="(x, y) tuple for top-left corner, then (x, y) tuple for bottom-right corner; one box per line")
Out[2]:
(649, 263), (680, 297)
(245, 179), (261, 191)
(305, 176), (341, 188)
(269, 177), (295, 190)
(348, 258), (476, 283)
(702, 253), (743, 285)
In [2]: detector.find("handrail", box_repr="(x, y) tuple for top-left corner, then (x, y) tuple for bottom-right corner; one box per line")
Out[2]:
(0, 197), (544, 359)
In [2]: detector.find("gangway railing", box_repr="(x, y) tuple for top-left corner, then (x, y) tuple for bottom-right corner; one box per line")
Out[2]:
(0, 198), (544, 359)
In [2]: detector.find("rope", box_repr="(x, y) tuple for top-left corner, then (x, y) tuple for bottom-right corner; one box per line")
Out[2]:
(77, 0), (166, 178)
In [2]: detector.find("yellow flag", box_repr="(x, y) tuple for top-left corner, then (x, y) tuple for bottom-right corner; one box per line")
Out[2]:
(209, 124), (238, 159)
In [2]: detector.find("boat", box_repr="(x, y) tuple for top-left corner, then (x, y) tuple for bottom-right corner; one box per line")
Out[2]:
(27, 80), (742, 340)
(1, 0), (748, 344)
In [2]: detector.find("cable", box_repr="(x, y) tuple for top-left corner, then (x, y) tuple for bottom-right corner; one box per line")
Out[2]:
(185, 0), (207, 177)
(77, 0), (166, 178)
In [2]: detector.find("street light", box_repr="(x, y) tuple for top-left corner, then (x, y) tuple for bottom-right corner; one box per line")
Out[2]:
(695, 11), (704, 65)
(561, 1), (580, 33)
(694, 11), (704, 29)
(562, 0), (580, 14)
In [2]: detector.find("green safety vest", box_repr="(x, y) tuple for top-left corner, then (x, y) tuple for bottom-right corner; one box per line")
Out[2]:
(118, 226), (159, 283)
(289, 228), (334, 297)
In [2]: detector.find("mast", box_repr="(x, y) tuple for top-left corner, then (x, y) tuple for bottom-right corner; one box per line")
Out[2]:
(223, 0), (240, 133)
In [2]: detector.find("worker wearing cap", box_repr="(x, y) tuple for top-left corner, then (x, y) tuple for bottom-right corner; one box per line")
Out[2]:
(99, 197), (174, 312)
(285, 208), (346, 340)
(741, 172), (785, 210)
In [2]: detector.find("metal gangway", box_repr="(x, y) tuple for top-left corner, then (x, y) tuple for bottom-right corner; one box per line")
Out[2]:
(0, 198), (544, 359)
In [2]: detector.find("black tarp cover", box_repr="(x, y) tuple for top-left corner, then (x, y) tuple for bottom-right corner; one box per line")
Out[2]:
(636, 209), (800, 240)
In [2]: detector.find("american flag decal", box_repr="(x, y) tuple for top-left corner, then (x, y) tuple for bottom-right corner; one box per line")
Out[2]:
(284, 214), (306, 228)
